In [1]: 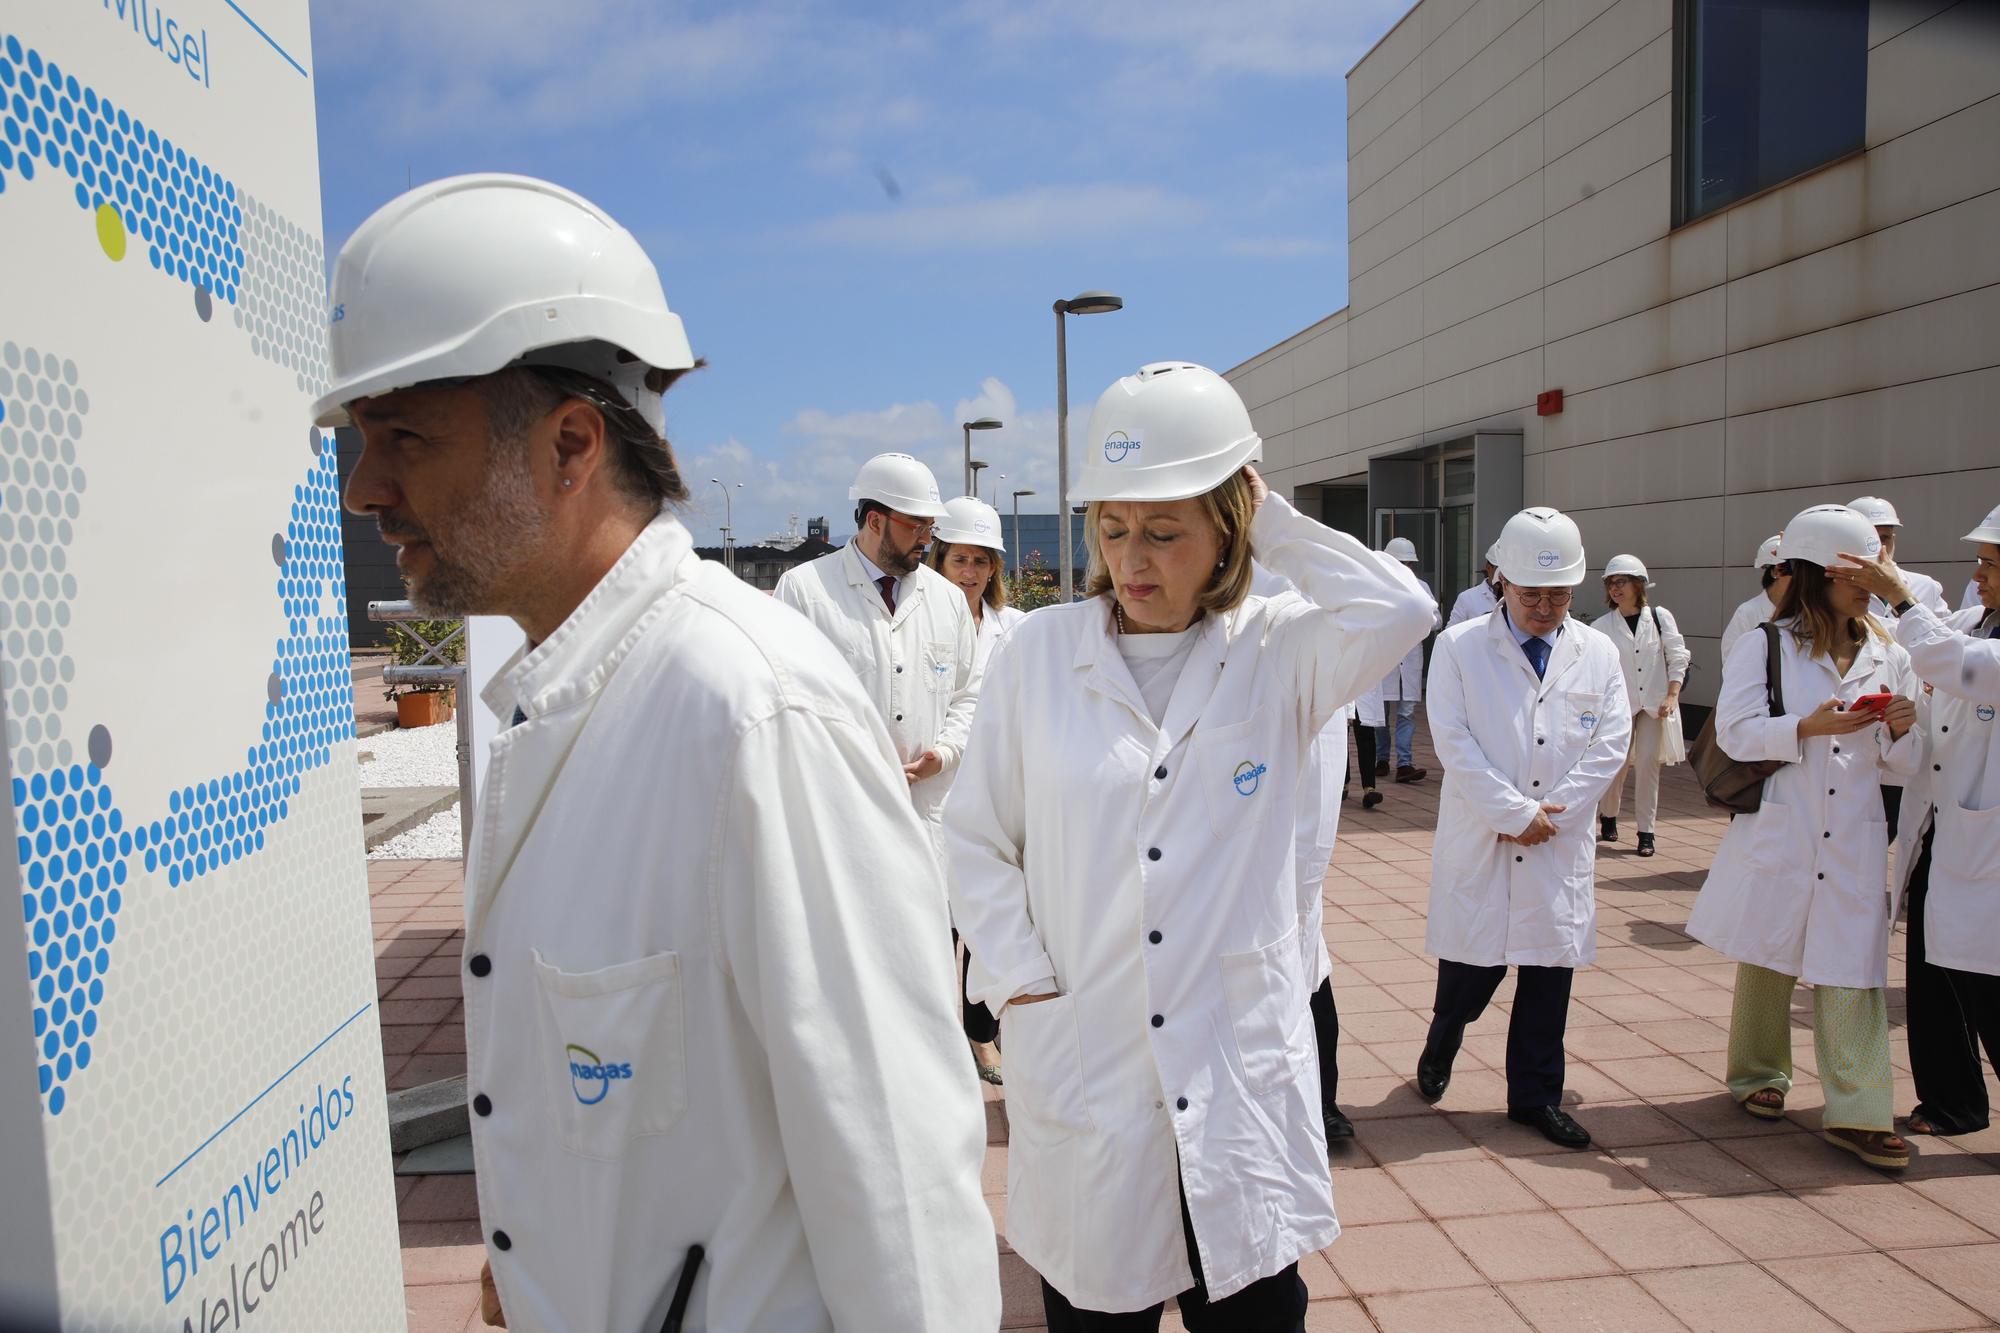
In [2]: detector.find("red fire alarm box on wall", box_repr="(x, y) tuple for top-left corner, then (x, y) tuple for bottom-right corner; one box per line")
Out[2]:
(1536, 389), (1565, 416)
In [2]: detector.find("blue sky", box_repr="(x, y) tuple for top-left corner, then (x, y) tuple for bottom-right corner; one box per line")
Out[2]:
(309, 0), (1410, 547)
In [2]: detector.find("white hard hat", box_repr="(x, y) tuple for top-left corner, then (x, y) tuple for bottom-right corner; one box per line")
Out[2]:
(1383, 537), (1420, 563)
(935, 496), (1005, 551)
(314, 174), (694, 430)
(1492, 506), (1587, 588)
(1071, 362), (1261, 503)
(1753, 534), (1783, 568)
(1603, 553), (1649, 582)
(1848, 495), (1901, 528)
(850, 453), (950, 520)
(1775, 505), (1881, 570)
(1963, 503), (2000, 546)
(1484, 541), (1502, 566)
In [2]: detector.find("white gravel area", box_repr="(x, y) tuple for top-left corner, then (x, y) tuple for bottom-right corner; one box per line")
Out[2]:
(357, 721), (458, 788)
(368, 804), (462, 860)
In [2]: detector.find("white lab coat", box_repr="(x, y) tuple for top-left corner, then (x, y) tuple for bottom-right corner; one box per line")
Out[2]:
(1890, 604), (2000, 976)
(1964, 578), (1983, 613)
(1721, 590), (1779, 664)
(944, 495), (1435, 1312)
(1360, 578), (1438, 715)
(1590, 605), (1690, 715)
(973, 603), (1028, 673)
(1447, 579), (1499, 628)
(1868, 566), (1950, 622)
(464, 514), (999, 1333)
(775, 542), (980, 838)
(1686, 622), (1922, 988)
(1423, 611), (1632, 968)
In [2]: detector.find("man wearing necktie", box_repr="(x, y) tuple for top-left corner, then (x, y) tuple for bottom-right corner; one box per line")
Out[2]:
(1835, 503), (2000, 1138)
(1415, 507), (1632, 1148)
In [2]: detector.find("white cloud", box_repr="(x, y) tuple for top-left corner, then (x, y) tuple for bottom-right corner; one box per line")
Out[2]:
(791, 183), (1204, 250)
(1227, 236), (1335, 258)
(784, 401), (950, 448)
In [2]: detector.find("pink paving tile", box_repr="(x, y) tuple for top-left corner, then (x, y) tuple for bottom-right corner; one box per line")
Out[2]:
(1298, 1250), (1347, 1302)
(1339, 1076), (1438, 1121)
(1562, 1025), (1666, 1062)
(379, 1024), (431, 1056)
(1677, 1192), (1876, 1260)
(1350, 1113), (1481, 1167)
(399, 1243), (488, 1287)
(1363, 1285), (1530, 1331)
(1713, 1126), (1899, 1191)
(1430, 1066), (1513, 1113)
(1634, 1261), (1843, 1332)
(1615, 1140), (1777, 1199)
(418, 1026), (468, 1055)
(1339, 1008), (1433, 1045)
(404, 1281), (481, 1333)
(1387, 1159), (1542, 1219)
(1443, 1210), (1618, 1284)
(399, 1220), (485, 1249)
(389, 975), (468, 1001)
(1330, 1166), (1425, 1226)
(1329, 981), (1401, 1012)
(1909, 1173), (2000, 1234)
(981, 1143), (1007, 1196)
(1561, 1199), (1741, 1270)
(391, 1052), (469, 1090)
(400, 1174), (482, 1225)
(1581, 993), (1699, 1025)
(1765, 1251), (1983, 1332)
(1893, 1242), (2000, 1323)
(1302, 1298), (1374, 1332)
(1591, 1054), (1718, 1098)
(1443, 1109), (1582, 1158)
(1798, 1181), (1994, 1250)
(1651, 1090), (1808, 1142)
(380, 998), (458, 1026)
(1627, 1016), (1731, 1053)
(1502, 1275), (1687, 1331)
(1323, 1221), (1485, 1296)
(1497, 1152), (1658, 1210)
(997, 1250), (1044, 1329)
(1569, 970), (1642, 998)
(1567, 1099), (1701, 1150)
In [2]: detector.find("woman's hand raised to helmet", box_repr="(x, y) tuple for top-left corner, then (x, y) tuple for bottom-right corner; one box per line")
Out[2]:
(1242, 464), (1267, 513)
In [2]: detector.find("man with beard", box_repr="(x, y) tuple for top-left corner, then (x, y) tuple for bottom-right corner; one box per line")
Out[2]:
(324, 175), (998, 1332)
(775, 454), (980, 859)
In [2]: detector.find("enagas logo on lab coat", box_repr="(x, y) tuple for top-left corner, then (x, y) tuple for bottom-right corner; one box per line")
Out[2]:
(567, 1043), (635, 1105)
(1103, 431), (1141, 463)
(1233, 760), (1268, 796)
(1979, 705), (1997, 722)
(1579, 711), (1598, 731)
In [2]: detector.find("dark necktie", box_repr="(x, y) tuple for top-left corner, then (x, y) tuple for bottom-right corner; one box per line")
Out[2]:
(1522, 635), (1550, 679)
(876, 574), (897, 615)
(511, 706), (527, 728)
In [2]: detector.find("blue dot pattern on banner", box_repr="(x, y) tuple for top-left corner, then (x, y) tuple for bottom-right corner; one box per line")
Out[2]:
(3, 344), (354, 1116)
(0, 30), (244, 303)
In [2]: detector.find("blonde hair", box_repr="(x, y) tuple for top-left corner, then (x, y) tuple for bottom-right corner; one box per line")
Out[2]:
(1083, 470), (1256, 615)
(925, 540), (1009, 612)
(1774, 560), (1889, 657)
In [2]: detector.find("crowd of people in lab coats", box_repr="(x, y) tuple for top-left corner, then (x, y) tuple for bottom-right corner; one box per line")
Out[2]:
(316, 174), (2000, 1331)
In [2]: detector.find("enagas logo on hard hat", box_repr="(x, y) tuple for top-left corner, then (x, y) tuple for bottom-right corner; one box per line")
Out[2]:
(1233, 760), (1267, 796)
(1103, 430), (1142, 463)
(974, 520), (993, 534)
(1536, 549), (1559, 568)
(566, 1043), (634, 1106)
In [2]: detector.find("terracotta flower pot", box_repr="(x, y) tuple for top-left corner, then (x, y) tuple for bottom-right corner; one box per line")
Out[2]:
(396, 691), (455, 729)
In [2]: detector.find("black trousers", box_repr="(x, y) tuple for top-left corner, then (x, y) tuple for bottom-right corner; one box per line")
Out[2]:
(954, 930), (999, 1045)
(1311, 978), (1340, 1109)
(1039, 1181), (1308, 1333)
(1427, 960), (1574, 1109)
(1906, 827), (1994, 1133)
(1883, 784), (1904, 843)
(1351, 720), (1377, 789)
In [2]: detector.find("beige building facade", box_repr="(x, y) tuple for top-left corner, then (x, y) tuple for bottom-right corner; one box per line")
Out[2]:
(1227, 0), (2000, 709)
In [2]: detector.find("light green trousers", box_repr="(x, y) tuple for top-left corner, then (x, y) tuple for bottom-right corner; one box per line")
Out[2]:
(1725, 962), (1893, 1133)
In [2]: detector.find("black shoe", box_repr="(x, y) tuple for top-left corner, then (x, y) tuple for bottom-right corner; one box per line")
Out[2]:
(1324, 1109), (1356, 1142)
(1416, 1045), (1456, 1102)
(1395, 764), (1428, 784)
(1598, 817), (1617, 843)
(1637, 832), (1655, 857)
(1375, 760), (1391, 778)
(1362, 789), (1384, 810)
(1508, 1105), (1592, 1148)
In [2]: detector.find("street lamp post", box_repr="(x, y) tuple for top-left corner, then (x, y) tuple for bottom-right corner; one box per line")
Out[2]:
(1053, 290), (1123, 599)
(1011, 488), (1035, 577)
(708, 478), (740, 573)
(993, 473), (1005, 507)
(969, 459), (988, 501)
(961, 416), (1001, 496)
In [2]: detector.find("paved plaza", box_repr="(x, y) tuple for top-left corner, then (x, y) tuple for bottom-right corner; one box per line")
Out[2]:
(373, 719), (2000, 1332)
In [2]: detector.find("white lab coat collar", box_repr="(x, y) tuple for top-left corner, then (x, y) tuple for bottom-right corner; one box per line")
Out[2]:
(480, 509), (694, 726)
(1072, 598), (1232, 748)
(840, 538), (923, 629)
(1488, 604), (1579, 688)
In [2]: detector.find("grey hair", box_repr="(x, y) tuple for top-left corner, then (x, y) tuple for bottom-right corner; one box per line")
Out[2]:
(473, 363), (698, 509)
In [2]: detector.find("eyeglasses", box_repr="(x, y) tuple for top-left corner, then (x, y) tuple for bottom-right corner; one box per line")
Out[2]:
(1513, 588), (1574, 607)
(887, 513), (936, 537)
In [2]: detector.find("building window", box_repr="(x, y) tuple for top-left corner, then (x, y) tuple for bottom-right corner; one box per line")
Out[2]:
(1677, 0), (1868, 224)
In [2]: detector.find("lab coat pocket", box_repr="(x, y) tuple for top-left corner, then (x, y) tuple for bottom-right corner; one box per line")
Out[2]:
(1220, 923), (1307, 1096)
(1193, 718), (1268, 841)
(1936, 800), (2000, 885)
(922, 640), (957, 693)
(1565, 691), (1606, 745)
(531, 949), (687, 1161)
(1744, 792), (1796, 873)
(998, 993), (1093, 1138)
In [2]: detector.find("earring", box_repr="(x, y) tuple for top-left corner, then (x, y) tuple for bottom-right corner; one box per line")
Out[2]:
(561, 477), (574, 489)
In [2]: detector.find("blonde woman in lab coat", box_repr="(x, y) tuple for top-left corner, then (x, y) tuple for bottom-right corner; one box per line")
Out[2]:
(945, 362), (1435, 1330)
(1688, 504), (1922, 1171)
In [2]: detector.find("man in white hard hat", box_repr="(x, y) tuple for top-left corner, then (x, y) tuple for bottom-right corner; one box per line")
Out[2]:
(1417, 507), (1631, 1148)
(1367, 537), (1440, 782)
(1834, 502), (2000, 1138)
(323, 175), (998, 1332)
(1447, 543), (1503, 627)
(775, 454), (980, 851)
(1720, 534), (1789, 662)
(1850, 496), (1950, 841)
